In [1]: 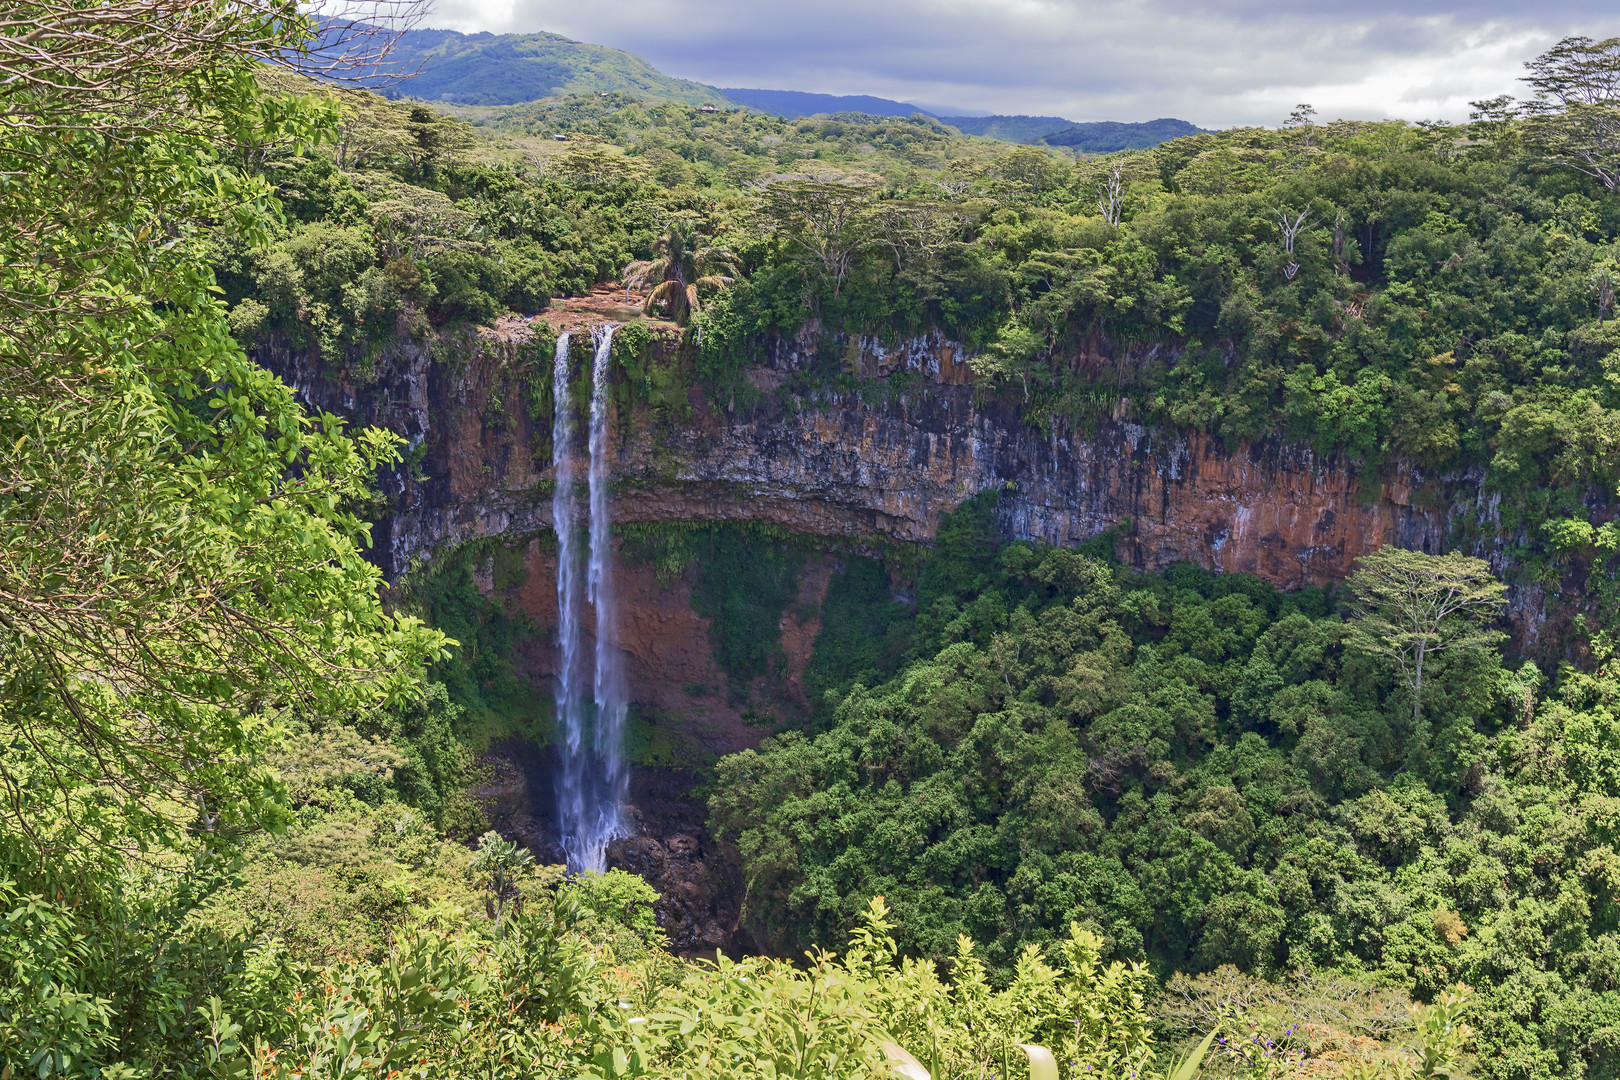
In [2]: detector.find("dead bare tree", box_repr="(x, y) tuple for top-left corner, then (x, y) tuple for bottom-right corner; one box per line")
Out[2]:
(1275, 203), (1317, 281)
(1097, 162), (1125, 226)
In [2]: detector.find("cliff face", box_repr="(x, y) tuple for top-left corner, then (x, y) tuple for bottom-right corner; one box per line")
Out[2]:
(264, 317), (1518, 949)
(265, 319), (1473, 593)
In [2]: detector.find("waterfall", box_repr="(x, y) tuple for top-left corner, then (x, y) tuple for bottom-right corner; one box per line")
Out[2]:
(551, 331), (589, 870)
(551, 324), (626, 874)
(585, 323), (627, 870)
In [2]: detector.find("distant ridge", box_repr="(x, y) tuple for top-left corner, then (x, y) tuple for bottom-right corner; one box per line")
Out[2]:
(934, 115), (1074, 143)
(719, 88), (934, 120)
(374, 27), (728, 106)
(718, 91), (1204, 150)
(375, 29), (1204, 152)
(1039, 118), (1205, 152)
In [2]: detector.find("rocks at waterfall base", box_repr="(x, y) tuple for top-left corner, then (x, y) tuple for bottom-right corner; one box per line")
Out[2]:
(472, 740), (749, 955)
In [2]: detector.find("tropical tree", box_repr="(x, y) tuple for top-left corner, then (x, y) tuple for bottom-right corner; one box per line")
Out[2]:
(1344, 548), (1507, 726)
(624, 219), (739, 324)
(760, 178), (878, 302)
(1520, 35), (1620, 190)
(469, 830), (534, 936)
(0, 0), (447, 860)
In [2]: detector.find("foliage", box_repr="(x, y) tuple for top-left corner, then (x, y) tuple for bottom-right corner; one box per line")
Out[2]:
(619, 523), (805, 692)
(709, 495), (1620, 1078)
(470, 830), (534, 935)
(570, 868), (667, 949)
(106, 884), (1474, 1080)
(625, 220), (740, 325)
(0, 2), (448, 867)
(396, 538), (552, 746)
(688, 526), (805, 688)
(804, 556), (916, 723)
(1521, 36), (1620, 190)
(1344, 549), (1508, 724)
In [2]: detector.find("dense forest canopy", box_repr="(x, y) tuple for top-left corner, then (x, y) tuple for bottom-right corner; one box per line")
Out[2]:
(712, 500), (1600, 1074)
(220, 60), (1620, 640)
(6, 2), (1620, 1077)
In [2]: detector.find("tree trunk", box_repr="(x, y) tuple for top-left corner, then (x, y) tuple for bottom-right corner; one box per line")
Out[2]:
(1413, 640), (1425, 726)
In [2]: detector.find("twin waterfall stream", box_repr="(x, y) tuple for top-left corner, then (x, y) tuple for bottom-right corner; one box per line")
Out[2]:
(550, 324), (627, 873)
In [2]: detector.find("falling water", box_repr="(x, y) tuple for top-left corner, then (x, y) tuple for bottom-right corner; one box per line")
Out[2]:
(551, 331), (590, 869)
(584, 322), (627, 870)
(552, 324), (627, 874)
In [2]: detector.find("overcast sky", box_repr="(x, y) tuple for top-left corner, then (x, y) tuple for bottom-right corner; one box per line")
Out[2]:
(420, 0), (1613, 127)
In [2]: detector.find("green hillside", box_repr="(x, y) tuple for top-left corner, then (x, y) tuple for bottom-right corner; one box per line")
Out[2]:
(1039, 117), (1206, 151)
(378, 27), (729, 106)
(378, 29), (1201, 151)
(934, 113), (1074, 142)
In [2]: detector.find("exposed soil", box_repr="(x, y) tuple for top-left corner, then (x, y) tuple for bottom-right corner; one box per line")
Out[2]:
(542, 282), (680, 332)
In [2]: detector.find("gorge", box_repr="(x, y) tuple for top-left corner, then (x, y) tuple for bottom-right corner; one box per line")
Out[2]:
(261, 305), (1566, 953)
(23, 7), (1620, 1074)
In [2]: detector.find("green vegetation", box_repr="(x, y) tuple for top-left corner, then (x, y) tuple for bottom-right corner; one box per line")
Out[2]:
(376, 27), (731, 107)
(8, 2), (1620, 1076)
(712, 493), (1616, 1077)
(620, 523), (806, 691)
(397, 537), (553, 746)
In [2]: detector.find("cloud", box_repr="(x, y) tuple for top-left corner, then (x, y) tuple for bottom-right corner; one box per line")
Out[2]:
(421, 0), (1613, 126)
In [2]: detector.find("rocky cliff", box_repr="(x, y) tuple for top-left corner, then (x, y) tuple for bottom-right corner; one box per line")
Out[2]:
(267, 316), (1473, 592)
(262, 313), (1521, 950)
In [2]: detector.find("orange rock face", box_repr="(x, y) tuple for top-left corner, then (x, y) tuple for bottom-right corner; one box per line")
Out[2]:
(501, 537), (767, 756)
(262, 320), (1458, 592)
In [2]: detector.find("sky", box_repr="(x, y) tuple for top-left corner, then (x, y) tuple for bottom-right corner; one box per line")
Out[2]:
(418, 0), (1613, 127)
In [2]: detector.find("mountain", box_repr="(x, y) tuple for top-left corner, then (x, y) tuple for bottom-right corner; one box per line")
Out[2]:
(373, 28), (1202, 151)
(1038, 117), (1205, 152)
(374, 28), (728, 106)
(718, 88), (934, 119)
(709, 92), (1203, 151)
(932, 114), (1074, 142)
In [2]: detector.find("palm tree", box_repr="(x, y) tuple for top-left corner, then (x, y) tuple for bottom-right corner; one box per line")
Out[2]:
(622, 220), (739, 324)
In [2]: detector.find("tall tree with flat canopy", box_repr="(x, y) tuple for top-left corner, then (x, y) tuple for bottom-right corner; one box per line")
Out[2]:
(1344, 548), (1507, 726)
(1521, 35), (1620, 190)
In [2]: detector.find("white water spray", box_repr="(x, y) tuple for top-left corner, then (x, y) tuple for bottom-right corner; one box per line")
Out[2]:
(585, 323), (627, 869)
(551, 324), (627, 873)
(551, 331), (589, 869)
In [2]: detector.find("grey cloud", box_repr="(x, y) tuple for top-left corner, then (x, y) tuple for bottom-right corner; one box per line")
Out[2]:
(436, 0), (1616, 126)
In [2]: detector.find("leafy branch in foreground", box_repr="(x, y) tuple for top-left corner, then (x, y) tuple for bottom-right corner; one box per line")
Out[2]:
(0, 0), (448, 860)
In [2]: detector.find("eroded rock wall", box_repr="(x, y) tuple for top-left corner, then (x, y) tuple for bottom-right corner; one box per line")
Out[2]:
(264, 321), (1476, 591)
(261, 319), (1521, 950)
